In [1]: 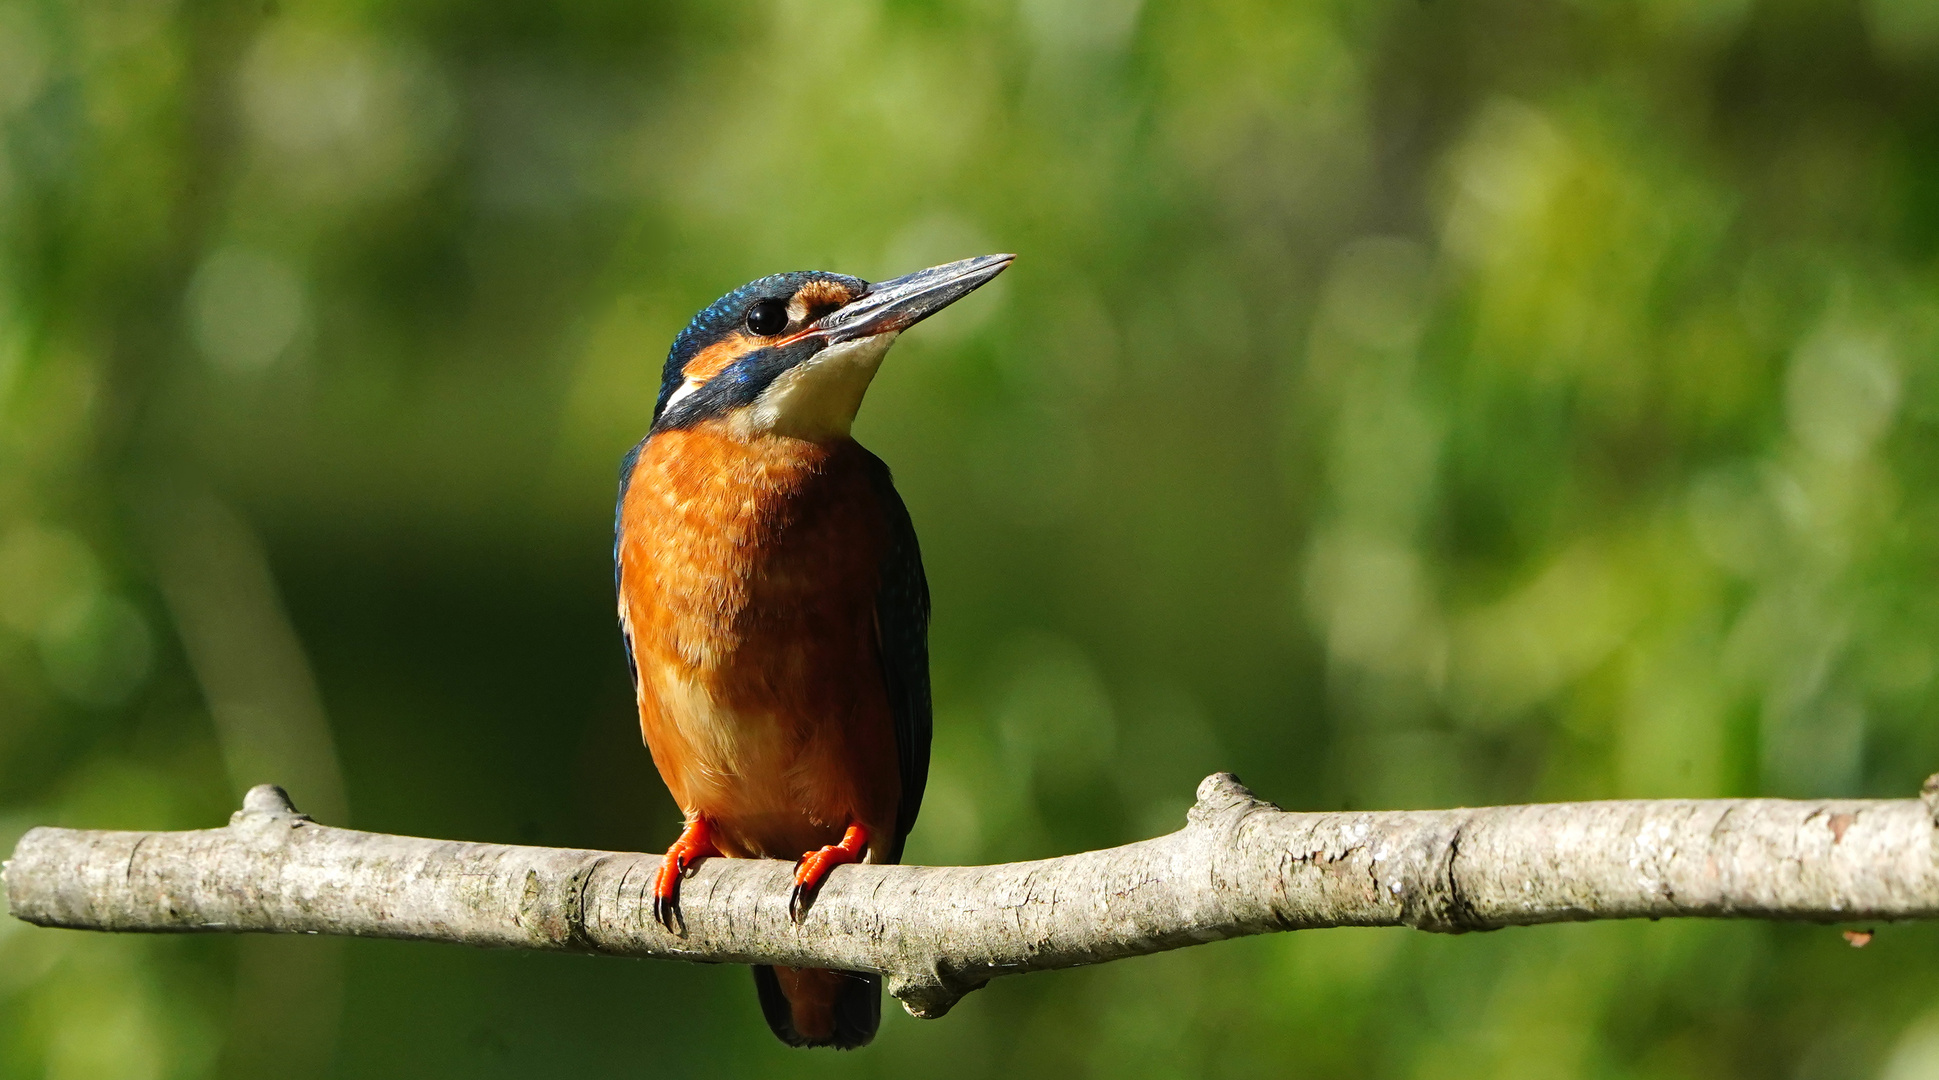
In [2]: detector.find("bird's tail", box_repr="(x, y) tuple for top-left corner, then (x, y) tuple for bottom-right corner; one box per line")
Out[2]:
(752, 965), (880, 1049)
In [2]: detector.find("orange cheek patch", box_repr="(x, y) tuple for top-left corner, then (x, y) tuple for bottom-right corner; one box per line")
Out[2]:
(797, 280), (855, 308)
(787, 280), (857, 324)
(682, 333), (758, 383)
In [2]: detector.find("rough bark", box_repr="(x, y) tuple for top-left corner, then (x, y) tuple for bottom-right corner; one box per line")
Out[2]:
(7, 774), (1938, 1018)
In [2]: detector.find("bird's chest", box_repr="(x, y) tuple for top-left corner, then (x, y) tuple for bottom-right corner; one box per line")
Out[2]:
(616, 428), (890, 805)
(620, 430), (885, 665)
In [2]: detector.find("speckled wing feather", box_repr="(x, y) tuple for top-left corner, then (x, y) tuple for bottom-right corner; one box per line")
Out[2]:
(863, 451), (931, 862)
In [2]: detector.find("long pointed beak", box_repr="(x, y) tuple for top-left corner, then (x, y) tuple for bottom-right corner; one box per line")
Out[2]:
(815, 253), (1014, 343)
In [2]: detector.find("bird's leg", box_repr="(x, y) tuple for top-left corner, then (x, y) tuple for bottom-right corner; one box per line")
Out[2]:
(789, 823), (869, 923)
(653, 816), (719, 933)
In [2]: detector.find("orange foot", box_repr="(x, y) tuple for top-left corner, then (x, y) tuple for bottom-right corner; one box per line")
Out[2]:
(653, 817), (719, 932)
(789, 823), (869, 923)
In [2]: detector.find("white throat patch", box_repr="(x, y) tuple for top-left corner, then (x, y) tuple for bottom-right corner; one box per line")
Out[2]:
(662, 376), (705, 412)
(743, 331), (899, 440)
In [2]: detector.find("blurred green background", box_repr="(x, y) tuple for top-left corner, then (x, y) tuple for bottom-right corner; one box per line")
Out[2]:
(4, 0), (1939, 1076)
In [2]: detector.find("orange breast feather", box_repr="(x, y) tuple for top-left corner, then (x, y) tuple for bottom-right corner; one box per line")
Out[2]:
(617, 421), (901, 862)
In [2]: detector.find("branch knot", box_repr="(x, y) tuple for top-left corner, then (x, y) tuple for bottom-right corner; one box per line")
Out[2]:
(1188, 773), (1276, 828)
(230, 784), (311, 827)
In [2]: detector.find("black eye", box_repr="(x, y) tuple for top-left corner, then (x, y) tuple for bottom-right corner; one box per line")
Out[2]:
(745, 299), (788, 336)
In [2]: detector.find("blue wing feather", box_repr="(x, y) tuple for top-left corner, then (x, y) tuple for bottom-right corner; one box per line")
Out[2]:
(614, 436), (648, 700)
(861, 451), (931, 861)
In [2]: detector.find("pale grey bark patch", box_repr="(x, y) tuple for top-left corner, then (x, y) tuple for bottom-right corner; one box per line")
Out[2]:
(7, 774), (1939, 1019)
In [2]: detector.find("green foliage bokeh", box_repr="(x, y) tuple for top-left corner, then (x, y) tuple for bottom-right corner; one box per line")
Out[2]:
(3, 0), (1939, 1076)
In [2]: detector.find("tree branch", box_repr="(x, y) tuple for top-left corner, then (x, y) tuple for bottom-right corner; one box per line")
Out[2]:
(7, 774), (1938, 1018)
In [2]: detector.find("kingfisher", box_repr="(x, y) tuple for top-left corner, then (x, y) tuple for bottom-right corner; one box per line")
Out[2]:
(614, 253), (1012, 1048)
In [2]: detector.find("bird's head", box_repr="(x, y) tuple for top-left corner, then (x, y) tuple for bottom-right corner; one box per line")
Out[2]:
(652, 253), (1013, 441)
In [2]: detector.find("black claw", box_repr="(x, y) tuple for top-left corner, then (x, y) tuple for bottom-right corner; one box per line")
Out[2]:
(654, 892), (685, 934)
(653, 869), (685, 934)
(653, 846), (703, 934)
(789, 883), (808, 923)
